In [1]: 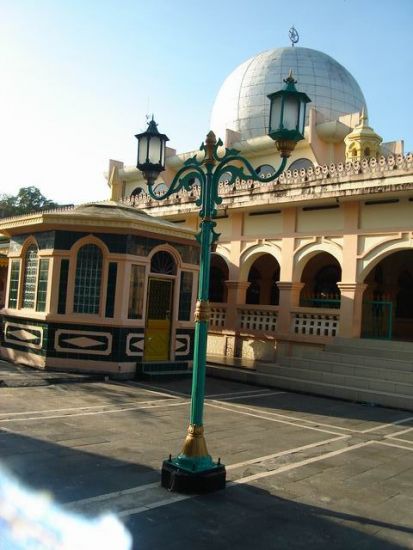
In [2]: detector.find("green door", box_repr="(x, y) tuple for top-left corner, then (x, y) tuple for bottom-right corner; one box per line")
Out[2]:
(144, 278), (173, 361)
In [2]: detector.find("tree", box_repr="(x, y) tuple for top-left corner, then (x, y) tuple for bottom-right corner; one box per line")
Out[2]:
(0, 187), (59, 218)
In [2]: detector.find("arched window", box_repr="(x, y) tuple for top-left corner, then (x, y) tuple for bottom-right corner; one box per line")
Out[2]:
(270, 266), (280, 306)
(288, 158), (314, 171)
(256, 164), (276, 178)
(74, 244), (103, 314)
(130, 187), (144, 198)
(396, 270), (413, 318)
(246, 267), (261, 305)
(151, 251), (176, 275)
(22, 244), (38, 308)
(209, 254), (228, 303)
(314, 265), (341, 297)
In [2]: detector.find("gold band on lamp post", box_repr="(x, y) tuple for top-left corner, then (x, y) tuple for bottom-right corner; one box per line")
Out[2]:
(181, 425), (209, 458)
(194, 300), (210, 323)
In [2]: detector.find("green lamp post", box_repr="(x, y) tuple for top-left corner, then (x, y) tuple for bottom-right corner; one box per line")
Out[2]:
(136, 72), (310, 494)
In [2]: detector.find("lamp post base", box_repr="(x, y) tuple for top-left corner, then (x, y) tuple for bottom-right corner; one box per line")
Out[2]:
(161, 460), (226, 494)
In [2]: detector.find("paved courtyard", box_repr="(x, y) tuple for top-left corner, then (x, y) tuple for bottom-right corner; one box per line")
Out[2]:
(0, 369), (412, 549)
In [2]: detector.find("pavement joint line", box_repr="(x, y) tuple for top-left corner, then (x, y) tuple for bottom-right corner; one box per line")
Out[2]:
(226, 435), (348, 470)
(0, 400), (189, 423)
(64, 436), (348, 511)
(129, 382), (187, 398)
(0, 397), (177, 418)
(62, 437), (411, 521)
(207, 402), (347, 436)
(359, 415), (413, 434)
(117, 494), (190, 518)
(209, 399), (413, 435)
(374, 440), (413, 452)
(215, 391), (286, 402)
(386, 426), (413, 438)
(386, 436), (413, 446)
(64, 482), (160, 507)
(209, 399), (358, 433)
(205, 389), (274, 399)
(110, 440), (375, 519)
(227, 440), (376, 487)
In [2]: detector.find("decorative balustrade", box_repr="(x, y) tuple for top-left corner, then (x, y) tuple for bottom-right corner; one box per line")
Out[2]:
(292, 309), (339, 337)
(209, 304), (227, 329)
(123, 152), (413, 208)
(238, 306), (278, 332)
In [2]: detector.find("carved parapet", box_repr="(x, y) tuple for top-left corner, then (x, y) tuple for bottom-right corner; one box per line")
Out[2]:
(124, 152), (413, 210)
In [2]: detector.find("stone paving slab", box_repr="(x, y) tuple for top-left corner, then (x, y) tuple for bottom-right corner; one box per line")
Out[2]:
(0, 359), (104, 387)
(0, 376), (412, 548)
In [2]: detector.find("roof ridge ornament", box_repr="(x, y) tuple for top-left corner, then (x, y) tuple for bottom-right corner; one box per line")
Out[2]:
(289, 26), (299, 47)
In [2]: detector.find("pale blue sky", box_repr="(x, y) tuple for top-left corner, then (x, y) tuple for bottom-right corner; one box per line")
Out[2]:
(1, 0), (412, 204)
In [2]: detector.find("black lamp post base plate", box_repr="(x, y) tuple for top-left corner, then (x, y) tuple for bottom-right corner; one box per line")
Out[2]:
(161, 460), (226, 494)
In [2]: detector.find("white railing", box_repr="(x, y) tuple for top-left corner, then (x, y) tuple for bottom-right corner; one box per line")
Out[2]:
(209, 304), (227, 329)
(292, 309), (339, 337)
(238, 306), (278, 332)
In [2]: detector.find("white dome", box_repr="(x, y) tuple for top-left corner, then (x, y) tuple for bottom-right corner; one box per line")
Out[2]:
(210, 47), (367, 141)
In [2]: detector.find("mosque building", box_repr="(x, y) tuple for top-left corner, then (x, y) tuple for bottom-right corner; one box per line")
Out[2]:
(1, 41), (412, 408)
(107, 44), (413, 408)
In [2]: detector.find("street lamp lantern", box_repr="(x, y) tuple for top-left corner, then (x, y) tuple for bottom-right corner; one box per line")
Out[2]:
(135, 75), (310, 494)
(267, 70), (311, 157)
(135, 116), (169, 184)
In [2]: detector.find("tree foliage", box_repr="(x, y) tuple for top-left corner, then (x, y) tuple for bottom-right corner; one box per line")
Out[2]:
(0, 187), (59, 218)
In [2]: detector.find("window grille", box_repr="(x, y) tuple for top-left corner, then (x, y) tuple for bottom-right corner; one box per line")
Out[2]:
(74, 244), (102, 314)
(22, 245), (38, 309)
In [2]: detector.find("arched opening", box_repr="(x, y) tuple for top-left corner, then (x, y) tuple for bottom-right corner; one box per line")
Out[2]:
(209, 254), (229, 303)
(246, 254), (280, 305)
(150, 250), (177, 275)
(362, 250), (413, 341)
(145, 250), (177, 362)
(300, 252), (341, 308)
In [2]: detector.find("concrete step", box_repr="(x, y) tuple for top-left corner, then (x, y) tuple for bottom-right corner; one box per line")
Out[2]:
(261, 364), (413, 398)
(325, 344), (413, 362)
(291, 350), (413, 372)
(327, 338), (413, 362)
(332, 337), (413, 352)
(277, 356), (413, 382)
(206, 364), (413, 411)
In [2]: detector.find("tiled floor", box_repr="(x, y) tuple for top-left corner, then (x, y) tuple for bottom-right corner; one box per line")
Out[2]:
(1, 374), (412, 548)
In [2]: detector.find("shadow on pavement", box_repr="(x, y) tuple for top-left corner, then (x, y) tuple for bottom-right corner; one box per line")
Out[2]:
(0, 423), (411, 549)
(128, 481), (412, 550)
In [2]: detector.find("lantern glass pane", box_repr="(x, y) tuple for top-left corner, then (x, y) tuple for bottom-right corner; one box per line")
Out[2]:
(270, 96), (282, 132)
(148, 136), (162, 165)
(298, 99), (306, 135)
(283, 96), (299, 131)
(138, 136), (148, 165)
(159, 141), (166, 167)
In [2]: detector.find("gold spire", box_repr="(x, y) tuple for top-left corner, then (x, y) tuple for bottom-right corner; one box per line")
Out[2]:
(344, 109), (382, 161)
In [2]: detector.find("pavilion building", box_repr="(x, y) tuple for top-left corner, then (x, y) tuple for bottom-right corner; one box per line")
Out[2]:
(0, 202), (199, 376)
